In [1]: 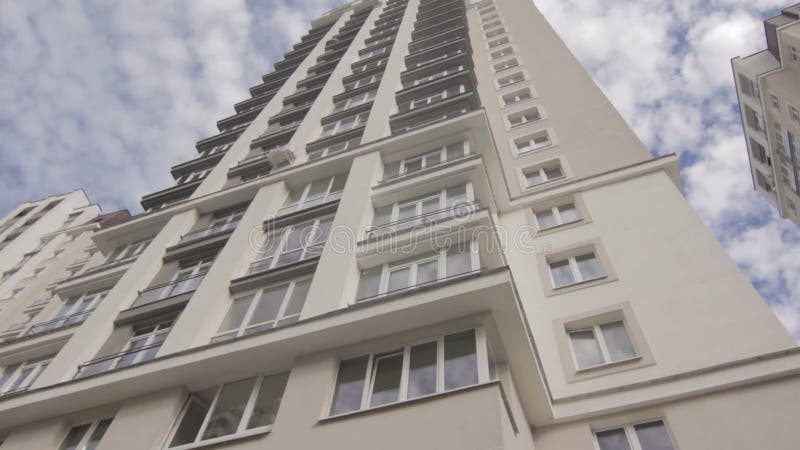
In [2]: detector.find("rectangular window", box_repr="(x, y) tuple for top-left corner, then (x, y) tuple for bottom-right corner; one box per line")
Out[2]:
(514, 130), (551, 153)
(355, 241), (478, 300)
(115, 319), (173, 369)
(789, 104), (800, 126)
(168, 372), (289, 448)
(497, 72), (524, 88)
(320, 112), (369, 138)
(507, 107), (541, 128)
(548, 251), (605, 288)
(343, 73), (382, 91)
(59, 417), (114, 450)
(102, 239), (152, 266)
(330, 329), (487, 416)
(568, 320), (638, 369)
(490, 47), (513, 60)
(26, 290), (109, 336)
(382, 141), (468, 181)
(743, 105), (765, 132)
(408, 85), (466, 110)
(484, 28), (505, 39)
(595, 420), (675, 450)
(0, 355), (53, 396)
(248, 216), (333, 274)
(534, 202), (580, 230)
(307, 136), (361, 161)
(524, 164), (564, 188)
(331, 90), (376, 113)
(502, 88), (532, 106)
(214, 277), (311, 342)
(371, 183), (474, 232)
(737, 74), (759, 97)
(278, 173), (347, 216)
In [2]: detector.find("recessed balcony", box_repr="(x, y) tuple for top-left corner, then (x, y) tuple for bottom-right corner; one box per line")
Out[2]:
(399, 61), (473, 93)
(407, 37), (468, 66)
(194, 128), (243, 153)
(408, 26), (468, 54)
(23, 308), (93, 338)
(390, 92), (478, 135)
(170, 152), (225, 181)
(216, 107), (262, 132)
(235, 88), (278, 114)
(365, 201), (481, 240)
(250, 122), (300, 150)
(283, 84), (324, 106)
(415, 7), (463, 31)
(267, 101), (313, 125)
(140, 180), (200, 212)
(130, 272), (206, 311)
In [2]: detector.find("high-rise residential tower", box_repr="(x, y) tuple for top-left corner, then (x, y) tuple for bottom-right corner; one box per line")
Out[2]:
(1, 1), (798, 449)
(732, 3), (800, 226)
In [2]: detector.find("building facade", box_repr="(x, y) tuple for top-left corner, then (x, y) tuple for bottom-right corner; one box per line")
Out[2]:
(732, 3), (800, 226)
(0, 1), (799, 449)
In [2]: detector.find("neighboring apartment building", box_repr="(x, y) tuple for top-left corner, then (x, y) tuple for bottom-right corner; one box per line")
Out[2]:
(0, 1), (798, 449)
(732, 3), (800, 226)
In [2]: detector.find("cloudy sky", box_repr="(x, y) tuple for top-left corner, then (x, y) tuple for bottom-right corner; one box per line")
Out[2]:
(0, 0), (797, 337)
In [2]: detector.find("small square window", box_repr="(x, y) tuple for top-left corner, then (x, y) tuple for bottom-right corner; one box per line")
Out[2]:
(507, 107), (541, 128)
(524, 164), (563, 188)
(497, 72), (525, 88)
(534, 202), (580, 230)
(514, 130), (551, 153)
(548, 251), (604, 288)
(568, 321), (637, 369)
(502, 88), (532, 106)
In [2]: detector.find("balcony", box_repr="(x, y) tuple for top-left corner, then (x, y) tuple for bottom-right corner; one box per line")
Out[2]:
(415, 7), (463, 31)
(408, 26), (467, 54)
(365, 27), (399, 46)
(140, 179), (201, 212)
(416, 0), (463, 19)
(390, 93), (477, 135)
(217, 107), (262, 132)
(306, 135), (362, 161)
(235, 88), (279, 114)
(400, 63), (471, 92)
(406, 39), (468, 68)
(380, 152), (475, 186)
(194, 127), (243, 153)
(267, 101), (313, 125)
(250, 121), (300, 150)
(366, 201), (481, 239)
(170, 151), (225, 180)
(75, 340), (163, 379)
(178, 220), (240, 246)
(131, 273), (206, 310)
(24, 308), (94, 337)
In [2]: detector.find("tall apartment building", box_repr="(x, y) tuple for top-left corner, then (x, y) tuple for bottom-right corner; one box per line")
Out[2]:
(732, 3), (800, 226)
(0, 1), (798, 449)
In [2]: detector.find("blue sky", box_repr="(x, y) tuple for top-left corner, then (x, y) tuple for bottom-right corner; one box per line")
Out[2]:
(0, 0), (798, 338)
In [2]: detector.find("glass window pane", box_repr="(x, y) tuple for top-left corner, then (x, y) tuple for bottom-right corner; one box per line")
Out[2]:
(218, 295), (253, 333)
(444, 330), (478, 390)
(398, 204), (416, 221)
(549, 259), (575, 287)
(331, 356), (368, 415)
(544, 167), (563, 179)
(405, 159), (423, 173)
(60, 423), (91, 450)
(447, 244), (473, 277)
(446, 142), (465, 160)
(416, 260), (439, 285)
(388, 267), (411, 292)
(570, 330), (604, 369)
(7, 367), (34, 393)
(526, 171), (545, 186)
(421, 197), (440, 215)
(85, 418), (114, 450)
(634, 421), (675, 450)
(596, 428), (632, 450)
(169, 387), (216, 447)
(373, 205), (393, 227)
(384, 162), (401, 179)
(249, 285), (288, 327)
(446, 185), (467, 208)
(357, 267), (382, 300)
(283, 280), (310, 317)
(536, 210), (557, 229)
(247, 372), (290, 429)
(369, 352), (403, 407)
(282, 188), (303, 209)
(408, 342), (437, 399)
(202, 377), (257, 440)
(330, 173), (347, 194)
(600, 322), (637, 362)
(558, 203), (579, 223)
(576, 253), (604, 280)
(0, 363), (20, 390)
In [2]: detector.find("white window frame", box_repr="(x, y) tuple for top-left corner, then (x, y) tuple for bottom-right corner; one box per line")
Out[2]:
(103, 239), (151, 265)
(332, 90), (377, 113)
(307, 137), (361, 160)
(490, 46), (514, 61)
(249, 216), (333, 274)
(165, 257), (215, 298)
(548, 251), (605, 288)
(524, 164), (564, 188)
(567, 320), (639, 370)
(357, 241), (480, 299)
(493, 58), (519, 73)
(35, 290), (108, 332)
(58, 417), (114, 450)
(166, 371), (290, 450)
(344, 73), (382, 91)
(213, 277), (312, 342)
(113, 319), (173, 369)
(382, 141), (469, 180)
(514, 129), (552, 154)
(352, 58), (386, 74)
(506, 106), (542, 129)
(502, 88), (533, 107)
(177, 168), (212, 185)
(408, 85), (466, 110)
(328, 327), (491, 416)
(278, 174), (347, 216)
(534, 202), (580, 230)
(594, 420), (676, 450)
(408, 65), (465, 87)
(0, 356), (52, 396)
(496, 71), (525, 89)
(372, 183), (474, 229)
(320, 112), (369, 137)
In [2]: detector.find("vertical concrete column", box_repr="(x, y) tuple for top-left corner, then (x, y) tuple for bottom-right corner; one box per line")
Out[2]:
(362, 0), (420, 142)
(158, 182), (288, 352)
(192, 11), (350, 197)
(35, 210), (198, 385)
(96, 388), (187, 450)
(1, 418), (67, 450)
(300, 152), (382, 319)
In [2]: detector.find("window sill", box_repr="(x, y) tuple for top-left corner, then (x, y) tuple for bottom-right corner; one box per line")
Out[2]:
(168, 426), (271, 450)
(575, 355), (642, 374)
(515, 143), (557, 157)
(548, 274), (618, 297)
(535, 219), (585, 236)
(319, 380), (499, 423)
(554, 275), (608, 290)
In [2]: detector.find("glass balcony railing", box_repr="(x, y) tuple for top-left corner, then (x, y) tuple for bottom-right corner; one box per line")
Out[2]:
(367, 201), (480, 238)
(25, 309), (95, 336)
(132, 273), (207, 309)
(179, 220), (241, 244)
(75, 341), (164, 379)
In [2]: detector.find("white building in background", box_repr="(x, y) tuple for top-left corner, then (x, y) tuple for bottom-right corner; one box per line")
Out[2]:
(0, 1), (798, 449)
(732, 3), (800, 226)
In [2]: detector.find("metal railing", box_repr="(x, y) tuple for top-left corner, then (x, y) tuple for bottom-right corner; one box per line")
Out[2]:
(366, 201), (480, 238)
(381, 153), (472, 183)
(179, 221), (240, 244)
(25, 309), (95, 336)
(356, 268), (485, 304)
(75, 342), (163, 378)
(133, 273), (206, 308)
(247, 242), (325, 276)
